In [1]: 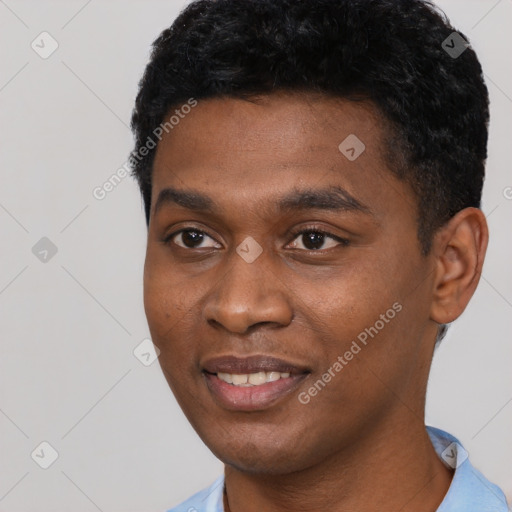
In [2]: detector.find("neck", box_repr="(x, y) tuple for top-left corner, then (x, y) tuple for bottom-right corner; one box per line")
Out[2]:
(223, 416), (453, 512)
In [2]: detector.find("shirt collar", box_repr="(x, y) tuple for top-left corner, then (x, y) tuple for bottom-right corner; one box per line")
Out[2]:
(427, 426), (508, 511)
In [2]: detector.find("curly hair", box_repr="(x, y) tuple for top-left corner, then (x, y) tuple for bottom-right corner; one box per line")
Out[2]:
(130, 0), (489, 255)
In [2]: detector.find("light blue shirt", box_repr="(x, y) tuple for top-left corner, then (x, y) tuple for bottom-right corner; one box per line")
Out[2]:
(167, 426), (508, 511)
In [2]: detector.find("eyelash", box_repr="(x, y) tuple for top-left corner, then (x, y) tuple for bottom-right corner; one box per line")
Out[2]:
(288, 226), (350, 250)
(163, 225), (350, 252)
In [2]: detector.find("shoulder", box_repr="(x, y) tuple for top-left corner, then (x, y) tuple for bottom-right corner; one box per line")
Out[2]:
(427, 426), (509, 512)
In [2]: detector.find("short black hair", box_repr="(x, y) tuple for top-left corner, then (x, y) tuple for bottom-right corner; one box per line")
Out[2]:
(130, 0), (489, 254)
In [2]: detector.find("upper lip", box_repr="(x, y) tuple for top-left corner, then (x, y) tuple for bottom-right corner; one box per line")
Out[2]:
(202, 355), (310, 375)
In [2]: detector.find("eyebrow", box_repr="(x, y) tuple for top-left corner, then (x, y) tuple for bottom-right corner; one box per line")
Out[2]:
(153, 185), (372, 217)
(278, 186), (371, 215)
(154, 188), (215, 216)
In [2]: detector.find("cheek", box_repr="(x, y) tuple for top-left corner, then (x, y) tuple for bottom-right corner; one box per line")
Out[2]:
(143, 261), (193, 369)
(143, 249), (190, 325)
(297, 261), (422, 393)
(297, 265), (397, 340)
(143, 271), (171, 336)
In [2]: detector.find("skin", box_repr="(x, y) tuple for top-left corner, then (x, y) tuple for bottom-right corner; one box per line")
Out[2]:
(143, 92), (488, 511)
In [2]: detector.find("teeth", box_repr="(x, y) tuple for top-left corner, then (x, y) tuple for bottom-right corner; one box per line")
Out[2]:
(217, 372), (233, 384)
(248, 371), (267, 385)
(231, 374), (248, 385)
(267, 371), (281, 382)
(217, 371), (292, 386)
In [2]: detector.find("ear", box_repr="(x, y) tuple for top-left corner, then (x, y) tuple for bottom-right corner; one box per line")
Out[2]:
(430, 207), (488, 324)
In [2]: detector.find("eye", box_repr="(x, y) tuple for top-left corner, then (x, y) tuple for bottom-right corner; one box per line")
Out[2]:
(167, 229), (221, 249)
(287, 229), (349, 251)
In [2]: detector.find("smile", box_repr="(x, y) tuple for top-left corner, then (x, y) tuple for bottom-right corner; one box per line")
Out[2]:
(216, 371), (290, 386)
(201, 355), (310, 411)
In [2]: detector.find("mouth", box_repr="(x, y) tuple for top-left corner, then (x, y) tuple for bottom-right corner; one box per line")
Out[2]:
(202, 355), (311, 411)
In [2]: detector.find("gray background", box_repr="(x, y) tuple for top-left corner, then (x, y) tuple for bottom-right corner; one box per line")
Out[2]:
(0, 0), (510, 510)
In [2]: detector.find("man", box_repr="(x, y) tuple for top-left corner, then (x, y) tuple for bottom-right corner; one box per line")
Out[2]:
(129, 0), (508, 510)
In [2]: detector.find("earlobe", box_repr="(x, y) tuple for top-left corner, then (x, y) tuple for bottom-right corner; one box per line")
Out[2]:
(430, 208), (488, 325)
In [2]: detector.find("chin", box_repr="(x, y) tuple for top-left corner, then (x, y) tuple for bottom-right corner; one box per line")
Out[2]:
(220, 450), (305, 475)
(199, 425), (321, 476)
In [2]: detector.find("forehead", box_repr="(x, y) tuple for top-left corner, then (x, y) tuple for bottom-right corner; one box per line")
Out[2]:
(150, 93), (413, 220)
(153, 92), (384, 168)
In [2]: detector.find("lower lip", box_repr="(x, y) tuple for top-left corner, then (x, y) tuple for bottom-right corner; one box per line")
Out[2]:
(203, 372), (309, 411)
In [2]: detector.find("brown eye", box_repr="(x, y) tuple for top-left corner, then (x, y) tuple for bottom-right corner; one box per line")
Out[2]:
(288, 230), (349, 251)
(170, 229), (221, 249)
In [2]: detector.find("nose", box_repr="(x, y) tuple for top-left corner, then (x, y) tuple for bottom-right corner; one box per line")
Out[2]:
(203, 249), (293, 334)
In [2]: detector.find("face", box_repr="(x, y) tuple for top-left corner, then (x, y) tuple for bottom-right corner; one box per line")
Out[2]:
(144, 93), (439, 475)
